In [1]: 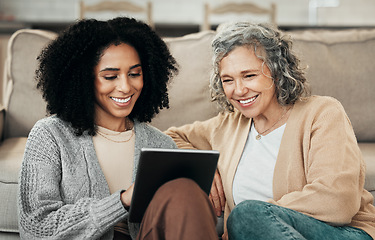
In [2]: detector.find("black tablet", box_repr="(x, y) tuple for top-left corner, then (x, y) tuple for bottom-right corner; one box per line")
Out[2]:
(128, 148), (219, 223)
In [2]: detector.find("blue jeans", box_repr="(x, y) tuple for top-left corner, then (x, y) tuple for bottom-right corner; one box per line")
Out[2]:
(227, 200), (372, 240)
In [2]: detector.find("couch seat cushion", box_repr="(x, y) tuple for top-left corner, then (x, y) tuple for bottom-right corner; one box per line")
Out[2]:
(0, 137), (27, 233)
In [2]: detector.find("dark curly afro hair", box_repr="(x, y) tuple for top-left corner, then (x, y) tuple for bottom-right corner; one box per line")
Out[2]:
(36, 17), (178, 136)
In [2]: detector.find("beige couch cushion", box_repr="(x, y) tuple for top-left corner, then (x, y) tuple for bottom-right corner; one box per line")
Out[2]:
(151, 31), (219, 131)
(289, 29), (375, 142)
(0, 35), (11, 106)
(0, 137), (27, 233)
(3, 30), (57, 139)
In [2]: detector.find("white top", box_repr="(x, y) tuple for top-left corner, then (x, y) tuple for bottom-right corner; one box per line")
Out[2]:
(233, 122), (286, 204)
(93, 126), (135, 194)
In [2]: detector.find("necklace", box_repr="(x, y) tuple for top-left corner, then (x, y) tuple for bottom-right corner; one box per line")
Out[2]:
(96, 129), (135, 143)
(95, 117), (134, 141)
(96, 117), (134, 143)
(254, 107), (290, 140)
(97, 129), (122, 136)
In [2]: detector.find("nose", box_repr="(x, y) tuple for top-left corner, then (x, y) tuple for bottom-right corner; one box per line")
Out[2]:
(234, 79), (247, 96)
(116, 75), (131, 93)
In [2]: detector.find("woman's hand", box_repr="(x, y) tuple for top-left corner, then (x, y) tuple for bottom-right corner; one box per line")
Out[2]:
(209, 170), (226, 216)
(120, 183), (135, 207)
(222, 231), (228, 240)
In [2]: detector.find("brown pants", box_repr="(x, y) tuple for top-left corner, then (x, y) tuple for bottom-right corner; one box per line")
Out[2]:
(136, 178), (218, 240)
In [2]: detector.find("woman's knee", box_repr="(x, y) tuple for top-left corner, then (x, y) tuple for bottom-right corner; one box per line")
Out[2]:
(230, 200), (269, 217)
(154, 178), (203, 204)
(228, 200), (279, 239)
(228, 200), (269, 227)
(150, 178), (216, 223)
(162, 178), (199, 192)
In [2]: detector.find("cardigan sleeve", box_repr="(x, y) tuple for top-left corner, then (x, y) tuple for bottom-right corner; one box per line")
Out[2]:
(164, 113), (226, 150)
(18, 122), (127, 240)
(269, 97), (365, 225)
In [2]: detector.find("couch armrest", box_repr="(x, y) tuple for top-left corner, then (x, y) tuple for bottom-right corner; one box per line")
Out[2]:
(0, 104), (4, 142)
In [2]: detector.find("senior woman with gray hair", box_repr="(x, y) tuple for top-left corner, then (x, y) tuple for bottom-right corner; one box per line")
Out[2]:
(166, 22), (375, 240)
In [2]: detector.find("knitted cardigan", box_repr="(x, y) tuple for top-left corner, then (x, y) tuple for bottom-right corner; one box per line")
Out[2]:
(18, 116), (177, 240)
(165, 95), (375, 238)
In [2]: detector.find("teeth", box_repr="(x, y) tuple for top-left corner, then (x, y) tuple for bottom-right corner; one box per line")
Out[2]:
(111, 96), (131, 103)
(239, 96), (257, 104)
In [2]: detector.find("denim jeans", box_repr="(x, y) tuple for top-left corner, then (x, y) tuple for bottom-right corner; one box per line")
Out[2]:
(227, 200), (373, 240)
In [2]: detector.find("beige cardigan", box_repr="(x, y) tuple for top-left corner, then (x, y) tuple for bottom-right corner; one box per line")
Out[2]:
(165, 96), (375, 238)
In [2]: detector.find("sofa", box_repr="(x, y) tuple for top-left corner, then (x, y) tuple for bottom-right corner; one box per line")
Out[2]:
(1, 26), (375, 239)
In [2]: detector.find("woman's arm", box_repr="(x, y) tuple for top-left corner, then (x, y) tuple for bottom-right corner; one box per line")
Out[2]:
(18, 123), (126, 239)
(164, 113), (226, 150)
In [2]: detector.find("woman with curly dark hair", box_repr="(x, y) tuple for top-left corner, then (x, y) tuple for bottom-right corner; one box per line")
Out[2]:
(166, 22), (375, 240)
(18, 17), (218, 240)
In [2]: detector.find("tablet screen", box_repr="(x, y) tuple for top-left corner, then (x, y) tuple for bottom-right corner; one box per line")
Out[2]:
(128, 148), (219, 223)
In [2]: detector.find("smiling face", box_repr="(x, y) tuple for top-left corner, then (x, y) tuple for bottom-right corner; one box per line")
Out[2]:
(219, 45), (279, 120)
(94, 43), (143, 130)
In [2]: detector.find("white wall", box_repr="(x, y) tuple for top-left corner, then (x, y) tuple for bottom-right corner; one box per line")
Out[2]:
(0, 0), (375, 27)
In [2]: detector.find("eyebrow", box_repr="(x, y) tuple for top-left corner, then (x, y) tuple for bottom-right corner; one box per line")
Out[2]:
(99, 63), (142, 73)
(130, 64), (142, 70)
(220, 69), (259, 78)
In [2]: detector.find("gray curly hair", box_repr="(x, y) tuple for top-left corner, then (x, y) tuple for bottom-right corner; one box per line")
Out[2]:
(210, 22), (310, 112)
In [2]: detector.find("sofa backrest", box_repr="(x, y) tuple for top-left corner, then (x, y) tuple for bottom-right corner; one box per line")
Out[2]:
(290, 29), (375, 142)
(3, 29), (57, 139)
(2, 28), (374, 142)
